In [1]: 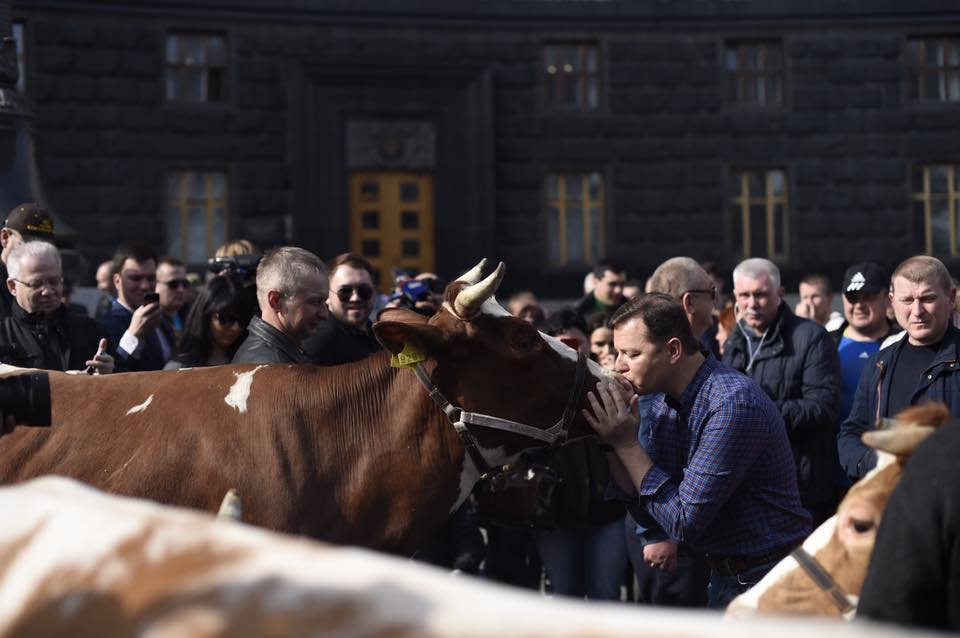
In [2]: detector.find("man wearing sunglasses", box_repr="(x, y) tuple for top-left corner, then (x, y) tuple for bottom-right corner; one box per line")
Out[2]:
(156, 256), (190, 342)
(303, 253), (381, 366)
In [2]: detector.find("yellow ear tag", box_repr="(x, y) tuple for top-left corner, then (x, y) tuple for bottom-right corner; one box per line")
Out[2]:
(390, 340), (427, 369)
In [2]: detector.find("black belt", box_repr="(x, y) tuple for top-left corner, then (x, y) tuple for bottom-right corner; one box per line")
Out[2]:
(707, 545), (793, 578)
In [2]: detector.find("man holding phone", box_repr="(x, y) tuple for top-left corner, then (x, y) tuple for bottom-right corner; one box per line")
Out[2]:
(98, 242), (175, 371)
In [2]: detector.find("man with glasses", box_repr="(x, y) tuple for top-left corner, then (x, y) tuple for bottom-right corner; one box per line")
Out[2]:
(0, 241), (113, 373)
(303, 253), (381, 366)
(156, 256), (190, 343)
(98, 242), (173, 372)
(723, 258), (841, 528)
(232, 246), (328, 365)
(0, 203), (56, 320)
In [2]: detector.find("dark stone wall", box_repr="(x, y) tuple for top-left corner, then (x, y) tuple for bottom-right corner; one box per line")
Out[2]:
(13, 1), (960, 294)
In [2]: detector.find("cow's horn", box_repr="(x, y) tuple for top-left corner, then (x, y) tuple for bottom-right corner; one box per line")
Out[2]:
(457, 258), (488, 285)
(217, 488), (242, 522)
(454, 262), (505, 318)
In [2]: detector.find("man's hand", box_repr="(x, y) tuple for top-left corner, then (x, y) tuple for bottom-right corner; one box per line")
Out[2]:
(128, 300), (162, 338)
(643, 539), (678, 573)
(794, 300), (813, 320)
(84, 338), (114, 374)
(582, 379), (640, 450)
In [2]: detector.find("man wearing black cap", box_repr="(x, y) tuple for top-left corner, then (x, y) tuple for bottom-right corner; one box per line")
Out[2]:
(0, 203), (56, 320)
(829, 263), (901, 424)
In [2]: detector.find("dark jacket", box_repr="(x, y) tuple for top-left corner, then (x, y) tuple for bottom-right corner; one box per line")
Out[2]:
(858, 422), (960, 631)
(723, 303), (841, 507)
(302, 315), (381, 366)
(0, 304), (105, 371)
(98, 299), (174, 372)
(231, 316), (311, 365)
(0, 261), (12, 321)
(838, 323), (960, 481)
(573, 293), (622, 320)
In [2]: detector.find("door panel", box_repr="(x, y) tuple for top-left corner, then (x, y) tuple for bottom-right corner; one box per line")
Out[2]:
(350, 172), (435, 290)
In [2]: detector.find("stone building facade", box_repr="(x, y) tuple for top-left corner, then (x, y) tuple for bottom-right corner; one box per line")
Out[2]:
(11, 0), (960, 295)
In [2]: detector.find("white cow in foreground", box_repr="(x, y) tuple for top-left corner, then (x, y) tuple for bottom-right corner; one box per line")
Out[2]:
(0, 477), (942, 638)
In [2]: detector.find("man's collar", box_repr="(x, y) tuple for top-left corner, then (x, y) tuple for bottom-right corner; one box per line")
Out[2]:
(664, 355), (715, 412)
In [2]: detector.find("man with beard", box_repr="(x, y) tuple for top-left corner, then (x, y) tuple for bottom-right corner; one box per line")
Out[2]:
(303, 253), (381, 366)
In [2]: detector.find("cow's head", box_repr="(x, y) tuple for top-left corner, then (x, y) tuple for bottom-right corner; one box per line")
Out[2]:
(374, 260), (609, 465)
(727, 402), (949, 618)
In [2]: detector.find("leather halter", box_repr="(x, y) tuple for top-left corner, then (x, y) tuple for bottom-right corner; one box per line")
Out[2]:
(790, 547), (856, 615)
(412, 352), (589, 475)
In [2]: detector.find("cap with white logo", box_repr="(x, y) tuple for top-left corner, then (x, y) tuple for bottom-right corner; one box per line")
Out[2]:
(842, 262), (888, 297)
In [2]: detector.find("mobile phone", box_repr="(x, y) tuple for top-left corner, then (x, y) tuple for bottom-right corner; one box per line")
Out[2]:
(143, 292), (160, 305)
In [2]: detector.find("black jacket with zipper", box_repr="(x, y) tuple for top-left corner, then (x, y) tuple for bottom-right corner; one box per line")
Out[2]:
(723, 303), (841, 508)
(838, 322), (960, 481)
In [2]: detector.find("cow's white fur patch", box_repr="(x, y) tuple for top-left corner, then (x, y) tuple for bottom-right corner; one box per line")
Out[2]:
(126, 394), (154, 415)
(225, 366), (265, 414)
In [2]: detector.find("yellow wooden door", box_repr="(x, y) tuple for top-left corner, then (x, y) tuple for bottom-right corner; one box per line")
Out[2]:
(349, 172), (435, 290)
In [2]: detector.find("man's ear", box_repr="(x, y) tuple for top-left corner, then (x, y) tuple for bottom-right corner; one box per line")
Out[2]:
(266, 289), (283, 312)
(112, 272), (122, 293)
(666, 337), (684, 364)
(6, 278), (15, 296)
(0, 228), (10, 250)
(373, 320), (443, 356)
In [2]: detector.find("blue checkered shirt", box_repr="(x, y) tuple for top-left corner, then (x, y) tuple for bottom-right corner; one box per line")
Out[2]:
(637, 356), (810, 557)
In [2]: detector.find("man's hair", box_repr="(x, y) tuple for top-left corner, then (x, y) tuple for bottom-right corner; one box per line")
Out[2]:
(592, 258), (625, 280)
(610, 292), (700, 355)
(800, 273), (832, 295)
(733, 258), (781, 290)
(328, 252), (375, 280)
(647, 257), (710, 300)
(542, 308), (588, 338)
(891, 255), (954, 295)
(256, 246), (328, 308)
(158, 256), (185, 270)
(215, 239), (258, 258)
(7, 240), (61, 280)
(111, 242), (157, 276)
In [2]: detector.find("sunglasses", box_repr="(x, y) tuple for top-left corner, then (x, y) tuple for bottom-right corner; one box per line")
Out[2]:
(160, 278), (190, 289)
(214, 312), (243, 326)
(684, 286), (717, 301)
(336, 285), (374, 303)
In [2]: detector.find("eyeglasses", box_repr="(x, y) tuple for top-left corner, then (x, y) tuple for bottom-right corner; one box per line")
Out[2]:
(684, 286), (717, 301)
(13, 277), (63, 290)
(336, 285), (374, 303)
(159, 278), (190, 289)
(214, 312), (243, 326)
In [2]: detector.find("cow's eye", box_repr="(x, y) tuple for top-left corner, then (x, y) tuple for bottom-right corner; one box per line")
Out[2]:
(850, 517), (875, 534)
(511, 328), (539, 351)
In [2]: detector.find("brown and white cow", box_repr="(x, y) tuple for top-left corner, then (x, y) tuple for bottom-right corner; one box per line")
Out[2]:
(0, 260), (609, 555)
(726, 402), (949, 618)
(0, 476), (944, 638)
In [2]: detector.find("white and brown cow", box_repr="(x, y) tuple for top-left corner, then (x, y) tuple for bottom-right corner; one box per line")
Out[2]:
(726, 402), (949, 618)
(0, 260), (609, 555)
(0, 476), (944, 638)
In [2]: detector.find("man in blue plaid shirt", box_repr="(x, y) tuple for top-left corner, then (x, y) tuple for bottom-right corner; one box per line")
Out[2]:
(583, 292), (810, 609)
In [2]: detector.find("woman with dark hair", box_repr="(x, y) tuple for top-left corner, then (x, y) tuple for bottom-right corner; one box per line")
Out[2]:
(164, 276), (256, 369)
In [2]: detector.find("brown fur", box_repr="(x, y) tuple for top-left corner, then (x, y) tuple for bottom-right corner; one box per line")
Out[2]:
(751, 403), (949, 616)
(0, 307), (597, 556)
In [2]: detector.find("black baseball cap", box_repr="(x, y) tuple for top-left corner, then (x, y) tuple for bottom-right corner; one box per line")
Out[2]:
(4, 203), (55, 240)
(842, 262), (888, 297)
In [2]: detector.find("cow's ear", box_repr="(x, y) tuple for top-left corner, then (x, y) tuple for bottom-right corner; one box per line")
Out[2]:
(373, 320), (443, 356)
(862, 425), (936, 457)
(376, 307), (429, 325)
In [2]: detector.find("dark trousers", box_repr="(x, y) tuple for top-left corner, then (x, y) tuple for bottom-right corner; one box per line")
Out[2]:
(482, 526), (541, 590)
(625, 517), (709, 607)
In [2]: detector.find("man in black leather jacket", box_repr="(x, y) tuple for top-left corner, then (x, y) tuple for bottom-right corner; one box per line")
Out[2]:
(723, 258), (841, 527)
(0, 241), (113, 374)
(232, 246), (329, 365)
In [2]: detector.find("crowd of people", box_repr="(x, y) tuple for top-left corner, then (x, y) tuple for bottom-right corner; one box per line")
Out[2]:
(0, 201), (955, 629)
